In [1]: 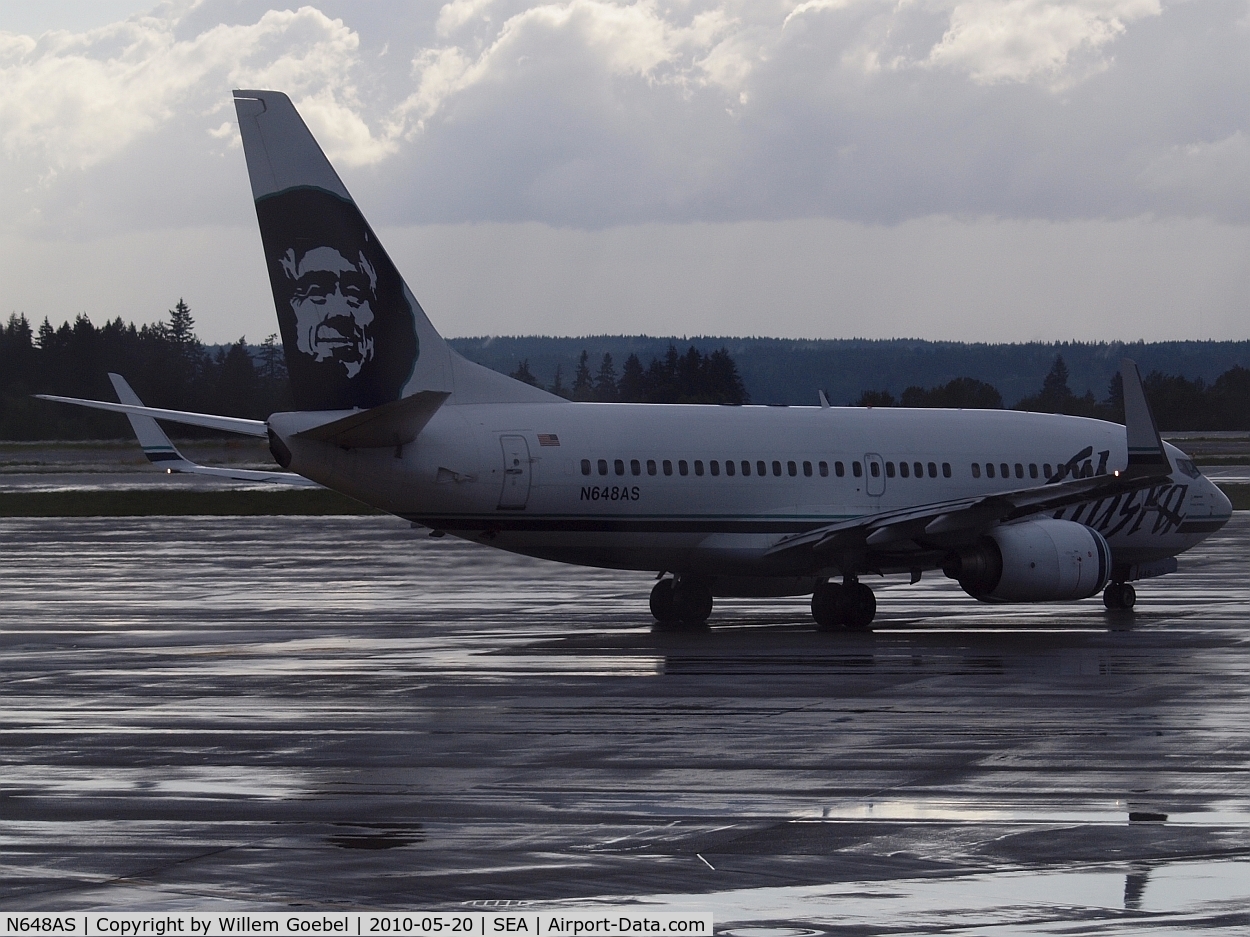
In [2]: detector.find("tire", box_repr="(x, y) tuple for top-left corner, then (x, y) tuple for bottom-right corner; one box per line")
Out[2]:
(812, 581), (844, 631)
(673, 581), (713, 625)
(1104, 582), (1135, 610)
(650, 578), (679, 623)
(841, 582), (876, 632)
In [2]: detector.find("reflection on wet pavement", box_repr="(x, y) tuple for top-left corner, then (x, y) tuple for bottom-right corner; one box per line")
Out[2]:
(2, 514), (1250, 933)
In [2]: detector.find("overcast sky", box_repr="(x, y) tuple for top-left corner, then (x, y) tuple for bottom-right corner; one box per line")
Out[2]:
(1, 0), (1247, 344)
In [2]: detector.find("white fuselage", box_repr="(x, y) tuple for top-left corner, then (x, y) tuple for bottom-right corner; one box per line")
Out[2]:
(277, 403), (1231, 583)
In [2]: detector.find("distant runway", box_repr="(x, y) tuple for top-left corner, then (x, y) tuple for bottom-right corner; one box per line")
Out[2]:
(2, 513), (1250, 932)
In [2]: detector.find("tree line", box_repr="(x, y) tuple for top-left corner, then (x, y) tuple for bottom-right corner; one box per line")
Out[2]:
(3, 306), (1247, 438)
(854, 354), (1250, 430)
(510, 345), (749, 404)
(0, 303), (290, 439)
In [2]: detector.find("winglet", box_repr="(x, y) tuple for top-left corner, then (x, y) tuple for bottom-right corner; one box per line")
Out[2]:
(1121, 358), (1167, 475)
(108, 373), (195, 470)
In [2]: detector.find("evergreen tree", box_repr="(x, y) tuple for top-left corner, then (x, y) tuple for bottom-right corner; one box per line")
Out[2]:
(594, 353), (618, 402)
(572, 351), (594, 401)
(617, 353), (647, 402)
(549, 363), (569, 399)
(900, 377), (1002, 409)
(509, 358), (542, 387)
(215, 338), (262, 418)
(855, 389), (897, 407)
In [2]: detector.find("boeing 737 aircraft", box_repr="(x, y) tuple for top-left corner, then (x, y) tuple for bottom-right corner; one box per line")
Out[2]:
(41, 90), (1233, 631)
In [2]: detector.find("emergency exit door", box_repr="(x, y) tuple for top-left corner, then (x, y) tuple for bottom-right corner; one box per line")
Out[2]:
(498, 435), (532, 509)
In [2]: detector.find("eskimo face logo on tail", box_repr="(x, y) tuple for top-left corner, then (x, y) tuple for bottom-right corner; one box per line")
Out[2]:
(280, 245), (377, 378)
(256, 187), (418, 411)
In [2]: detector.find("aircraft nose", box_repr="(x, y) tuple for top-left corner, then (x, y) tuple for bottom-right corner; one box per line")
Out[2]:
(1210, 478), (1234, 522)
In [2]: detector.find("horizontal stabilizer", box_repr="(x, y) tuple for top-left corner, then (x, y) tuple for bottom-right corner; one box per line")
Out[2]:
(36, 394), (268, 437)
(292, 390), (450, 449)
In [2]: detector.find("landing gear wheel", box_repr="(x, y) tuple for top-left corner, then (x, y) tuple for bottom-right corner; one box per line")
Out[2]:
(812, 581), (844, 631)
(651, 578), (712, 631)
(841, 582), (876, 632)
(672, 581), (713, 626)
(650, 578), (679, 624)
(1103, 582), (1136, 611)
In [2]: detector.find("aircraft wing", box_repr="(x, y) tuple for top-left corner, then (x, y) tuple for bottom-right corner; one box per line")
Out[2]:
(767, 467), (1173, 560)
(100, 374), (319, 486)
(768, 358), (1174, 561)
(38, 376), (318, 486)
(36, 392), (268, 437)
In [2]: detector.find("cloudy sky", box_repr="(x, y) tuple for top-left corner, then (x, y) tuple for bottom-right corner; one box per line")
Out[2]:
(1, 0), (1247, 343)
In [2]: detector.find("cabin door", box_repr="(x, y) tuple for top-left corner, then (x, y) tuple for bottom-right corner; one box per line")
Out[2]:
(498, 435), (532, 509)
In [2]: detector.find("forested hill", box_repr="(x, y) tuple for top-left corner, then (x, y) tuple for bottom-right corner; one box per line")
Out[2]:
(449, 336), (1250, 408)
(5, 303), (1250, 438)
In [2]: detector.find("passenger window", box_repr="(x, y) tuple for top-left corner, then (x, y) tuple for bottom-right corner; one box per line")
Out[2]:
(1043, 463), (1052, 478)
(819, 461), (829, 477)
(853, 462), (862, 477)
(710, 460), (720, 476)
(647, 459), (657, 476)
(787, 461), (797, 476)
(885, 462), (895, 478)
(942, 463), (951, 478)
(927, 462), (937, 478)
(803, 461), (812, 477)
(679, 460), (689, 476)
(772, 461), (782, 476)
(835, 461), (845, 477)
(1000, 463), (1009, 479)
(598, 459), (608, 476)
(615, 459), (625, 476)
(870, 462), (880, 478)
(631, 459), (641, 476)
(581, 459), (591, 476)
(972, 463), (981, 478)
(725, 460), (735, 476)
(663, 460), (673, 476)
(986, 463), (995, 478)
(695, 460), (704, 476)
(1014, 463), (1023, 479)
(757, 461), (767, 476)
(899, 462), (909, 478)
(915, 462), (924, 478)
(742, 461), (751, 476)
(1029, 463), (1038, 479)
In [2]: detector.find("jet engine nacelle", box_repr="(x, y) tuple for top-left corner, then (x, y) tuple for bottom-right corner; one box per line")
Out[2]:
(942, 518), (1111, 603)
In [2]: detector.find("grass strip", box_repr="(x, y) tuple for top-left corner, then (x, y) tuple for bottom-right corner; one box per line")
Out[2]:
(0, 489), (381, 517)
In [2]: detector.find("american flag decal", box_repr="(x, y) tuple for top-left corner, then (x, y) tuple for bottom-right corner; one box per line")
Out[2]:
(537, 433), (560, 447)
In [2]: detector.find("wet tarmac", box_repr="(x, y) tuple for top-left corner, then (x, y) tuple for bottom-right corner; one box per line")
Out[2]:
(2, 513), (1250, 933)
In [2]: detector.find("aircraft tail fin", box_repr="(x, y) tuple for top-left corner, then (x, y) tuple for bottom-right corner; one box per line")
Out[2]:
(1120, 358), (1168, 475)
(232, 90), (560, 410)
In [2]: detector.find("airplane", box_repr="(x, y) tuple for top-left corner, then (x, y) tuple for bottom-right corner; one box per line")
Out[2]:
(103, 372), (318, 486)
(38, 89), (1233, 632)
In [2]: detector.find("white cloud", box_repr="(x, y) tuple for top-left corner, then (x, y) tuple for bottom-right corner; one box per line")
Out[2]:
(0, 5), (394, 172)
(925, 0), (1161, 85)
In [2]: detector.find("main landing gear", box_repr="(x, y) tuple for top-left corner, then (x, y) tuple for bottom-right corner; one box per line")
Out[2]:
(1103, 581), (1136, 611)
(650, 577), (713, 631)
(811, 577), (876, 632)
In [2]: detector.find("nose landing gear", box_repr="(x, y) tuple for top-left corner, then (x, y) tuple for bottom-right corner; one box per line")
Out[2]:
(812, 576), (876, 632)
(650, 577), (713, 631)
